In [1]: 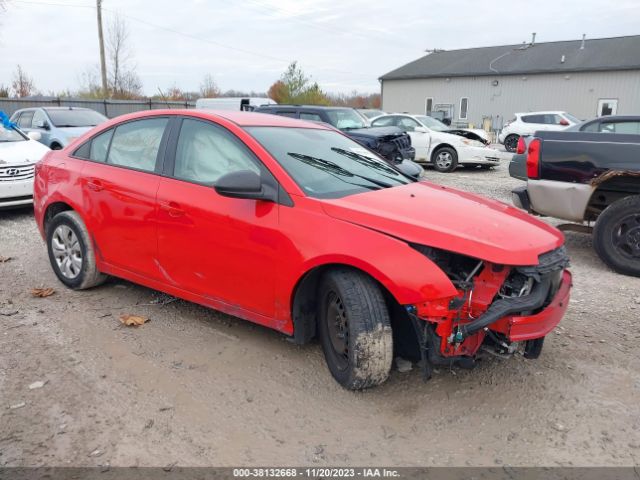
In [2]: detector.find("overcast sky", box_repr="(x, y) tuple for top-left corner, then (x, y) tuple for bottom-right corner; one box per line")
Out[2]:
(1, 0), (639, 96)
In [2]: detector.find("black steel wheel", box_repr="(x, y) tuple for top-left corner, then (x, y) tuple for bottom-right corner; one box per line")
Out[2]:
(317, 268), (393, 390)
(593, 195), (640, 277)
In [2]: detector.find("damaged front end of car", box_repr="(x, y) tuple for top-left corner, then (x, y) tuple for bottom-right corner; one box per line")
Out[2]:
(404, 244), (571, 380)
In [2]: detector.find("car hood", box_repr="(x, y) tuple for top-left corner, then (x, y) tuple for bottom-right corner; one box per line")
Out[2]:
(321, 181), (564, 266)
(0, 140), (50, 166)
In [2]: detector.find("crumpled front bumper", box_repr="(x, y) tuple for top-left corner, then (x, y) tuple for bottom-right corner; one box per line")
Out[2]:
(494, 270), (572, 342)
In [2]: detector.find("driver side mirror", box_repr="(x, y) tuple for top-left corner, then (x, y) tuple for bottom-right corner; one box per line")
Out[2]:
(214, 170), (274, 202)
(34, 120), (49, 130)
(414, 126), (429, 133)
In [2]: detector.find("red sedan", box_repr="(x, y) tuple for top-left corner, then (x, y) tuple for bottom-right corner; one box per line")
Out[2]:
(34, 110), (571, 389)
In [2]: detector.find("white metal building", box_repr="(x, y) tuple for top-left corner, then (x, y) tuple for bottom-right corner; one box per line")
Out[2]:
(379, 35), (640, 129)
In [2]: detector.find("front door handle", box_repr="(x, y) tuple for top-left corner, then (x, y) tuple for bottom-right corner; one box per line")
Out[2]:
(86, 179), (103, 192)
(160, 201), (185, 218)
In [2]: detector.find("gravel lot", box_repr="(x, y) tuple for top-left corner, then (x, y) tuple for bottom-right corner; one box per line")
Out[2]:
(1, 158), (639, 468)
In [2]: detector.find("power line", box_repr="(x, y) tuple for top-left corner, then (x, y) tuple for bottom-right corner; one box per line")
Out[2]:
(11, 0), (378, 81)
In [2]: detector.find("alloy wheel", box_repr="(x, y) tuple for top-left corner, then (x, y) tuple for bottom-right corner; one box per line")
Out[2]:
(51, 225), (83, 279)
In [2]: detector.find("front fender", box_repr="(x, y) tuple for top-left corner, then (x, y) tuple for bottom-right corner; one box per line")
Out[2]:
(277, 198), (458, 324)
(296, 245), (456, 306)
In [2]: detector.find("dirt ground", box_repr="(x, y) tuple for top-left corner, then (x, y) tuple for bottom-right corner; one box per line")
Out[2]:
(1, 159), (639, 468)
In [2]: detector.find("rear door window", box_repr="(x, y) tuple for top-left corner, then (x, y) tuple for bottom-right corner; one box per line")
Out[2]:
(107, 118), (168, 172)
(90, 129), (114, 162)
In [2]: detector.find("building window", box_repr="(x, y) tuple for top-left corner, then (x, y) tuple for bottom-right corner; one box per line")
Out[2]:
(597, 99), (618, 117)
(459, 97), (468, 120)
(425, 97), (433, 115)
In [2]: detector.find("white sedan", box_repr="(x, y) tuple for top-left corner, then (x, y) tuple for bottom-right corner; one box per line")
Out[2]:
(0, 122), (50, 209)
(371, 114), (501, 172)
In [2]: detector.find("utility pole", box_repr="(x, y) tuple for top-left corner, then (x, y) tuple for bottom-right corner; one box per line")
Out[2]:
(96, 0), (108, 96)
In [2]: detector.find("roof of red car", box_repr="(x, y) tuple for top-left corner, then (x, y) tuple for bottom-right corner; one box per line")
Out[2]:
(112, 109), (330, 129)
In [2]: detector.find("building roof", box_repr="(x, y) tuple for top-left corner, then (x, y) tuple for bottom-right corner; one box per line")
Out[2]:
(380, 35), (640, 81)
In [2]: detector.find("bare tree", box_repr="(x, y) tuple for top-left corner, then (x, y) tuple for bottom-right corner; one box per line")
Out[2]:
(199, 74), (220, 98)
(106, 13), (142, 98)
(11, 65), (35, 97)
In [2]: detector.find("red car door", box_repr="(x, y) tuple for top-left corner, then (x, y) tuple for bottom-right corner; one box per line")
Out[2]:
(80, 117), (170, 278)
(156, 117), (280, 319)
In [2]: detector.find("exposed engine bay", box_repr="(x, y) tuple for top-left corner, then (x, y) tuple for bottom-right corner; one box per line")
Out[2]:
(405, 244), (570, 380)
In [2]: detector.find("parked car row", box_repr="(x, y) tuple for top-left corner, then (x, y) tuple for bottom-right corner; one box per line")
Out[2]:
(369, 114), (500, 172)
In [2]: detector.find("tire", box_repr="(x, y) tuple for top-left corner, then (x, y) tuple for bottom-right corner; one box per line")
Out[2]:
(432, 146), (458, 173)
(317, 268), (393, 390)
(593, 195), (640, 277)
(504, 134), (519, 153)
(46, 211), (107, 289)
(50, 143), (63, 150)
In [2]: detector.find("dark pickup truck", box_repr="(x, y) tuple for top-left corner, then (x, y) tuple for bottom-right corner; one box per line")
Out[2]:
(512, 129), (640, 277)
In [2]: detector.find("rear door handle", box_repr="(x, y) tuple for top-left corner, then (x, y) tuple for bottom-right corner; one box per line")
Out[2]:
(160, 201), (185, 218)
(86, 179), (103, 192)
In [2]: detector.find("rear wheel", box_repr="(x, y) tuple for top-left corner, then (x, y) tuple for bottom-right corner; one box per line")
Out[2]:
(593, 195), (640, 277)
(46, 211), (107, 289)
(317, 268), (393, 390)
(504, 134), (519, 153)
(432, 147), (458, 173)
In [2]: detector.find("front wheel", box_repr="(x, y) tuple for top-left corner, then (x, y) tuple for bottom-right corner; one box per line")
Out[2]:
(317, 268), (393, 390)
(593, 195), (640, 277)
(432, 147), (458, 173)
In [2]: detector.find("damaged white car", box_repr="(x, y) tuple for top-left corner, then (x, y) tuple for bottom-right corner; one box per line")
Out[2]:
(0, 117), (50, 209)
(371, 114), (501, 172)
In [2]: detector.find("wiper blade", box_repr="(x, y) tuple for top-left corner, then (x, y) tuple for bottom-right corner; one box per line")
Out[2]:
(331, 147), (412, 185)
(287, 152), (386, 190)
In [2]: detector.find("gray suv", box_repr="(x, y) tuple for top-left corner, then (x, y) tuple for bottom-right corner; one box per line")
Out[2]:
(10, 107), (107, 150)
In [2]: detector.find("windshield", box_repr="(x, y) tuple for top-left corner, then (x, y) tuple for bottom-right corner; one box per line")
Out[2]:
(415, 115), (448, 131)
(0, 125), (26, 142)
(46, 109), (107, 128)
(246, 127), (412, 199)
(325, 109), (367, 130)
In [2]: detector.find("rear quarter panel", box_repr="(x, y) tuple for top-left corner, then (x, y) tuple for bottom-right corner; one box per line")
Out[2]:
(34, 151), (86, 238)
